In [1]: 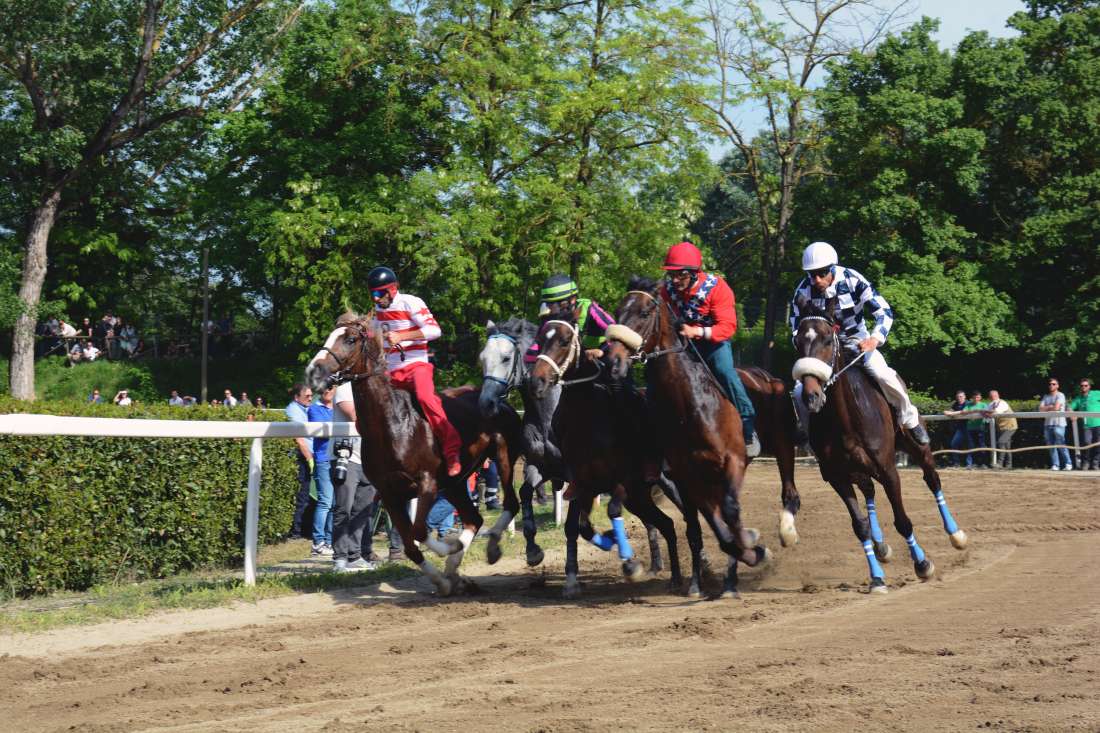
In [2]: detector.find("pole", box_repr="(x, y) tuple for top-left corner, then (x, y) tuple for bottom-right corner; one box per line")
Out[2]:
(1071, 416), (1081, 470)
(988, 418), (997, 469)
(244, 437), (262, 586)
(200, 245), (210, 404)
(554, 485), (564, 527)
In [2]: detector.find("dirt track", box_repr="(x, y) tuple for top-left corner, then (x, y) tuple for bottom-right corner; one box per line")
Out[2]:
(2, 466), (1098, 732)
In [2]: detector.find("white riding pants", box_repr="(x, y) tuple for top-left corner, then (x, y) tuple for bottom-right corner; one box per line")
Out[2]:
(793, 348), (919, 430)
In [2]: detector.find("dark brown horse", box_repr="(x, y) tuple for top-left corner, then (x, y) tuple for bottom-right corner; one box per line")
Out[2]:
(305, 314), (523, 596)
(792, 296), (967, 593)
(604, 277), (768, 599)
(527, 317), (683, 598)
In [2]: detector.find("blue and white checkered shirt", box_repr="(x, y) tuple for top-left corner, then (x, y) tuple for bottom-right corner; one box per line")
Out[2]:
(789, 265), (894, 344)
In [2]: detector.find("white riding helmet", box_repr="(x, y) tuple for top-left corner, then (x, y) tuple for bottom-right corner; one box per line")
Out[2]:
(802, 241), (838, 271)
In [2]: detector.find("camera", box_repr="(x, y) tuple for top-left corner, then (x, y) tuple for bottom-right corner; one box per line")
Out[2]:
(332, 439), (354, 484)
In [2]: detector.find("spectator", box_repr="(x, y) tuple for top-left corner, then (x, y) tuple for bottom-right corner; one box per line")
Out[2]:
(113, 389), (132, 406)
(331, 380), (377, 572)
(168, 390), (185, 407)
(254, 396), (266, 409)
(131, 337), (147, 360)
(82, 340), (101, 362)
(67, 340), (84, 366)
(480, 458), (501, 510)
(238, 391), (253, 407)
(1069, 377), (1100, 471)
(307, 386), (336, 557)
(1040, 377), (1071, 471)
(183, 395), (197, 406)
(223, 389), (238, 407)
(210, 399), (220, 406)
(964, 390), (989, 467)
(285, 383), (315, 541)
(942, 390), (972, 468)
(426, 494), (457, 538)
(117, 319), (138, 358)
(79, 317), (93, 337)
(58, 319), (78, 338)
(88, 389), (103, 404)
(984, 390), (1018, 469)
(93, 315), (111, 351)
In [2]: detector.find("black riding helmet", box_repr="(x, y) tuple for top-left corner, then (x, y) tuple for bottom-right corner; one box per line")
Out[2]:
(540, 273), (578, 303)
(367, 266), (398, 291)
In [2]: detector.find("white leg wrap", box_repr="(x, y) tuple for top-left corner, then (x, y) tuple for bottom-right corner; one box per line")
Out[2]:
(458, 527), (475, 551)
(863, 350), (919, 428)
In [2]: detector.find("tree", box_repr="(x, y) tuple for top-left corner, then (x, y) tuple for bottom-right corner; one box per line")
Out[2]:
(690, 0), (910, 368)
(0, 0), (301, 399)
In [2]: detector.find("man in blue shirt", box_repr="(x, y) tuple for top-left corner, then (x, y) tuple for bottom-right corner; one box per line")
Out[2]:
(285, 383), (315, 540)
(307, 387), (336, 556)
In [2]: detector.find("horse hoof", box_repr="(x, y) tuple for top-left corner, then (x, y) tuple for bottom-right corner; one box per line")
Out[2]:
(623, 558), (646, 582)
(779, 510), (799, 547)
(719, 589), (741, 600)
(486, 535), (502, 565)
(563, 583), (582, 600)
(915, 558), (936, 580)
(687, 581), (702, 598)
(869, 578), (888, 595)
(760, 546), (773, 564)
(647, 568), (663, 579)
(526, 546), (545, 567)
(743, 527), (761, 546)
(436, 577), (453, 597)
(874, 541), (893, 563)
(950, 530), (968, 550)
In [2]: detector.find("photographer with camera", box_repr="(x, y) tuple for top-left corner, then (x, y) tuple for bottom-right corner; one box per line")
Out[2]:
(330, 381), (378, 572)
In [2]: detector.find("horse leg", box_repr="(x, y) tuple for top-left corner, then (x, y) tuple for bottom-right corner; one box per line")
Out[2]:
(828, 478), (887, 594)
(854, 474), (892, 563)
(907, 440), (968, 550)
(878, 464), (936, 581)
(681, 495), (705, 598)
(608, 486), (645, 581)
(485, 444), (520, 565)
(644, 521), (664, 574)
(626, 486), (682, 591)
(440, 479), (486, 591)
(518, 464), (545, 566)
(563, 492), (594, 599)
(774, 402), (802, 547)
(382, 484), (451, 597)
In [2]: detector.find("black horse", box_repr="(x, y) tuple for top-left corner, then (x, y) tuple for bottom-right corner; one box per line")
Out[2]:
(792, 296), (968, 593)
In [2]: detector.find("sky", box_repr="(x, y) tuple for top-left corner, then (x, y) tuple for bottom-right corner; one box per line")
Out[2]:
(709, 0), (1028, 158)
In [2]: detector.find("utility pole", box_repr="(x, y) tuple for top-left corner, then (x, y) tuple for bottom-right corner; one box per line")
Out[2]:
(200, 244), (209, 403)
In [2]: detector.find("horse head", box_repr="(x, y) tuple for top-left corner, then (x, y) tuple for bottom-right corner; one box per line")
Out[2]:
(527, 317), (582, 400)
(477, 317), (536, 418)
(305, 312), (386, 393)
(604, 276), (667, 381)
(791, 295), (840, 414)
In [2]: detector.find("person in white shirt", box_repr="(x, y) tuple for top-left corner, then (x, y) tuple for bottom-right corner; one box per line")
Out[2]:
(983, 389), (1018, 468)
(1039, 377), (1071, 470)
(82, 341), (101, 362)
(113, 389), (132, 406)
(366, 266), (463, 476)
(222, 389), (238, 407)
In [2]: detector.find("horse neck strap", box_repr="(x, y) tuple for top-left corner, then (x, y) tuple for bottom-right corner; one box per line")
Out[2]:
(536, 319), (579, 382)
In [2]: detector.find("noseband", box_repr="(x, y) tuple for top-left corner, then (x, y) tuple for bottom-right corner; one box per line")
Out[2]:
(793, 316), (865, 391)
(536, 319), (602, 387)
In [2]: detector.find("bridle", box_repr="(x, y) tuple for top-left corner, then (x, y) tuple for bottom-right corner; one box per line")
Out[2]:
(482, 332), (523, 391)
(319, 324), (383, 388)
(796, 316), (866, 391)
(535, 319), (602, 387)
(620, 289), (687, 363)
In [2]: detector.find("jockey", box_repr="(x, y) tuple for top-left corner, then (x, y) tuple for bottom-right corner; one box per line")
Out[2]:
(789, 241), (930, 445)
(367, 265), (463, 476)
(526, 273), (616, 366)
(659, 241), (760, 458)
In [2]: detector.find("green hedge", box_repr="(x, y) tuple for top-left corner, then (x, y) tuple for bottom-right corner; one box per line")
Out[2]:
(0, 399), (297, 597)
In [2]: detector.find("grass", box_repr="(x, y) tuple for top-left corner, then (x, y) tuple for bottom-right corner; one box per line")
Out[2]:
(0, 499), (572, 635)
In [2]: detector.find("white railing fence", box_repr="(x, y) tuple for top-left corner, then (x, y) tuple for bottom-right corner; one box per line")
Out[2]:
(922, 411), (1100, 466)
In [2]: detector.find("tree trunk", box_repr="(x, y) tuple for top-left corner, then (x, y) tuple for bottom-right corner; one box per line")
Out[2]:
(10, 189), (62, 401)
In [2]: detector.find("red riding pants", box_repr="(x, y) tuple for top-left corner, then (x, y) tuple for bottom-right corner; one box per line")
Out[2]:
(389, 362), (463, 462)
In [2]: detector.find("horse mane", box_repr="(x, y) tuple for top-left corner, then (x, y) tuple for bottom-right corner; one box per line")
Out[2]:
(497, 316), (537, 343)
(627, 275), (659, 295)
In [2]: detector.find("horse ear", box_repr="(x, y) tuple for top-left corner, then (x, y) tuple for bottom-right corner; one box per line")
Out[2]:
(486, 319), (497, 335)
(795, 294), (811, 313)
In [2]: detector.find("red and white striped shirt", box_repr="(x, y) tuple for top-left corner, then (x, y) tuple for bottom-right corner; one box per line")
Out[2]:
(372, 292), (442, 371)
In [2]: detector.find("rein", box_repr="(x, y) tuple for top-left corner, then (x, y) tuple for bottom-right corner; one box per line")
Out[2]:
(320, 327), (385, 388)
(797, 316), (867, 390)
(536, 319), (603, 387)
(622, 289), (688, 363)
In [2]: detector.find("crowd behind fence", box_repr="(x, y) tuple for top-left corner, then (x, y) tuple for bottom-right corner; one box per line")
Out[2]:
(920, 411), (1100, 470)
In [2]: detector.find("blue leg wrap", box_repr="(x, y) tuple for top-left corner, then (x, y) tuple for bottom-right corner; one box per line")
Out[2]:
(933, 490), (960, 535)
(588, 532), (615, 551)
(866, 499), (885, 544)
(611, 516), (634, 560)
(905, 533), (926, 564)
(862, 540), (885, 580)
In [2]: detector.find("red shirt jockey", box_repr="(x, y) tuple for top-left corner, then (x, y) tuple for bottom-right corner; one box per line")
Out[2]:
(368, 266), (463, 476)
(658, 241), (759, 455)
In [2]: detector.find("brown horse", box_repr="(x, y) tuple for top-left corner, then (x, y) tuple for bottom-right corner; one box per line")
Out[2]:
(603, 277), (768, 599)
(527, 317), (683, 598)
(305, 314), (523, 596)
(792, 296), (967, 593)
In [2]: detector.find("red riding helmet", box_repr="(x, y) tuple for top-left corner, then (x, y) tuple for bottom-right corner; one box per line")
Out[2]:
(662, 241), (703, 271)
